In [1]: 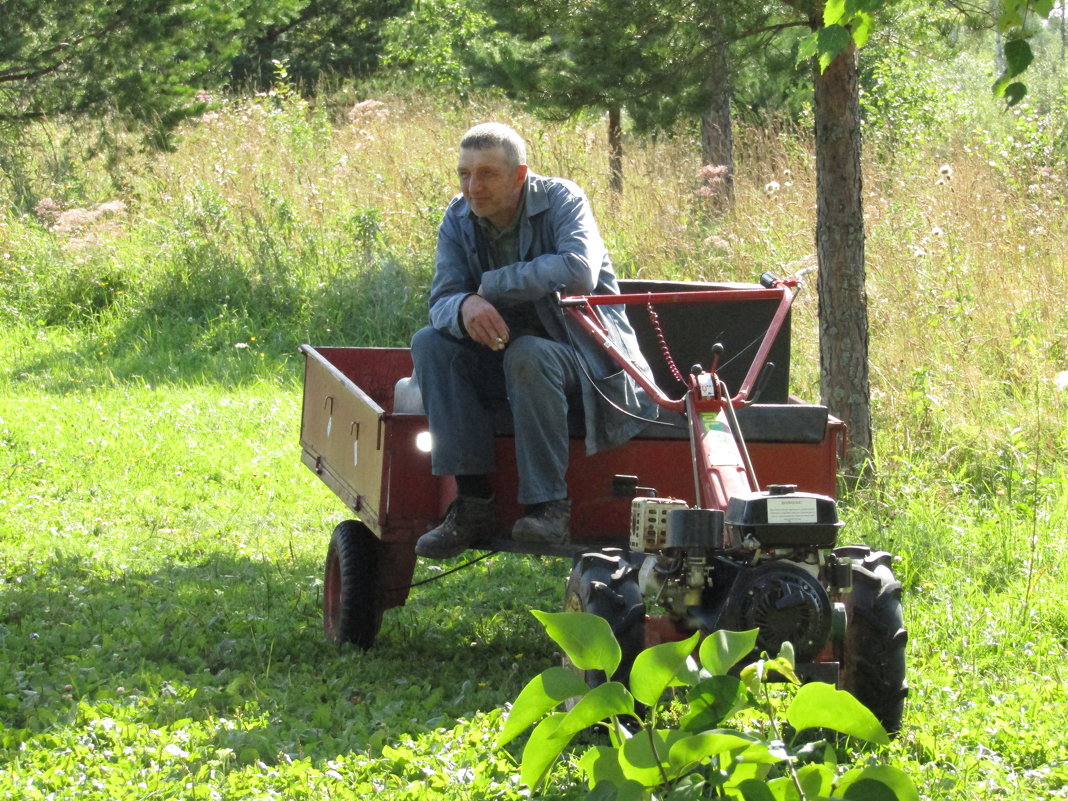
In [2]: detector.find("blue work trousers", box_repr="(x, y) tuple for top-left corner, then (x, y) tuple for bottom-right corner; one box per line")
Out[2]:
(410, 326), (582, 505)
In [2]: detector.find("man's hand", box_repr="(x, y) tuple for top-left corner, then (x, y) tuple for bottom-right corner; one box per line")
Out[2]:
(461, 293), (510, 351)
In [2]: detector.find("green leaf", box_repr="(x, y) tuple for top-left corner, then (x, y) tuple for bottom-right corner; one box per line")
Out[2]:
(561, 681), (636, 735)
(667, 730), (755, 775)
(579, 744), (627, 787)
(997, 4), (1025, 32)
(823, 0), (848, 26)
(1004, 39), (1034, 78)
(620, 729), (688, 786)
(1003, 81), (1028, 107)
(699, 629), (758, 676)
(739, 660), (765, 696)
(533, 610), (621, 677)
(518, 679), (636, 788)
(665, 774), (718, 800)
(817, 25), (852, 73)
(796, 32), (819, 66)
(763, 657), (800, 686)
(797, 763), (834, 798)
(766, 775), (801, 801)
(785, 683), (890, 745)
(519, 712), (573, 789)
(498, 666), (590, 746)
(585, 776), (648, 801)
(630, 631), (701, 707)
(836, 766), (919, 801)
(681, 675), (747, 732)
(736, 778), (777, 801)
(851, 11), (874, 48)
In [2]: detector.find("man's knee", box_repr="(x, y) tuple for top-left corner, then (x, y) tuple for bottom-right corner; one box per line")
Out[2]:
(411, 326), (463, 372)
(410, 326), (439, 359)
(503, 336), (578, 391)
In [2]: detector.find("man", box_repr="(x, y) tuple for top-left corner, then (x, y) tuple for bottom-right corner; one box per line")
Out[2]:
(411, 122), (658, 559)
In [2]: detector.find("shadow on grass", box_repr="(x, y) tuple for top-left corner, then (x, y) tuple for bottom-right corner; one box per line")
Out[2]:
(0, 546), (562, 764)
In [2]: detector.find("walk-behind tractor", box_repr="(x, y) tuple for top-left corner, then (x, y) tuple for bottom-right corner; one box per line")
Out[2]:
(298, 276), (907, 731)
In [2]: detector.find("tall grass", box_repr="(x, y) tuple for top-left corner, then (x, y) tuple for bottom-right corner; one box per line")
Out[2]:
(1, 70), (1067, 799)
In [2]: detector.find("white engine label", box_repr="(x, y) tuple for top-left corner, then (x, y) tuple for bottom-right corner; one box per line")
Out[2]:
(767, 496), (818, 524)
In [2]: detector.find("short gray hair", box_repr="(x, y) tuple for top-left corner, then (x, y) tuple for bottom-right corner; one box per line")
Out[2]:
(459, 122), (527, 168)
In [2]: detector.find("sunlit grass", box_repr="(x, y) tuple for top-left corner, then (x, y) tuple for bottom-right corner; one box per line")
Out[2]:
(1, 79), (1067, 799)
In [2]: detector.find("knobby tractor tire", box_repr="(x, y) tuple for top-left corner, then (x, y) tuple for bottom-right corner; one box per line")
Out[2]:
(323, 520), (384, 649)
(564, 549), (646, 689)
(836, 546), (908, 734)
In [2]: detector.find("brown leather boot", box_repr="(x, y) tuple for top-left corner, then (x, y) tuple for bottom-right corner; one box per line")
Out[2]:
(511, 498), (571, 545)
(415, 495), (499, 559)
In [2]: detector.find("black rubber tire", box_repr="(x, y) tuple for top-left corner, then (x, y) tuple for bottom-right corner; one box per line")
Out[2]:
(836, 547), (908, 734)
(564, 549), (646, 688)
(323, 520), (383, 648)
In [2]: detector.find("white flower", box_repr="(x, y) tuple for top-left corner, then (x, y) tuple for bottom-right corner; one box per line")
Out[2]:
(1055, 371), (1068, 391)
(163, 743), (190, 759)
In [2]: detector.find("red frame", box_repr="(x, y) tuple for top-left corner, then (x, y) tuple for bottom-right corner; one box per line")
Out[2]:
(562, 282), (798, 513)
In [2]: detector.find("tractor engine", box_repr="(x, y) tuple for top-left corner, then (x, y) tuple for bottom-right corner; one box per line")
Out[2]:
(631, 487), (848, 663)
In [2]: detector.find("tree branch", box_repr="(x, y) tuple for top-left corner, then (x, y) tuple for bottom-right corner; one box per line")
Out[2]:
(735, 19), (812, 40)
(0, 15), (130, 84)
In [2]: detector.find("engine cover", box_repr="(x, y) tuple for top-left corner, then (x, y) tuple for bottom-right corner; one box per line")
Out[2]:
(724, 487), (841, 547)
(717, 562), (832, 663)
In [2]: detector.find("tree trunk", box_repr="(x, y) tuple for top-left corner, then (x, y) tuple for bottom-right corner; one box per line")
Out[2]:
(608, 106), (624, 194)
(813, 38), (872, 478)
(700, 26), (734, 209)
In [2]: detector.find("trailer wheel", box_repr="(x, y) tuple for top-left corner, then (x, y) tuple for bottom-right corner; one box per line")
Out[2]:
(564, 549), (646, 689)
(324, 520), (383, 648)
(836, 547), (908, 734)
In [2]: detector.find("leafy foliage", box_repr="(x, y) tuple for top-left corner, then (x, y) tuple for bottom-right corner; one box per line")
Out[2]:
(499, 612), (914, 799)
(381, 0), (512, 96)
(472, 0), (813, 133)
(0, 0), (303, 143)
(232, 0), (410, 90)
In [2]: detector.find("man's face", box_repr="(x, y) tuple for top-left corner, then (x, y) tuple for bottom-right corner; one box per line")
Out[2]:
(457, 145), (527, 229)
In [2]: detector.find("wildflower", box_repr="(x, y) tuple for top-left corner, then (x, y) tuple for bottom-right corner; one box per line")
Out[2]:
(53, 208), (98, 234)
(348, 99), (389, 122)
(764, 180), (781, 196)
(699, 164), (729, 181)
(697, 164), (729, 201)
(939, 164), (953, 180)
(96, 200), (127, 217)
(34, 197), (63, 225)
(163, 743), (191, 759)
(1055, 371), (1068, 391)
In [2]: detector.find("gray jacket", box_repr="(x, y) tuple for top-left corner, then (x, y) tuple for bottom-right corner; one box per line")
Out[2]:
(427, 171), (659, 453)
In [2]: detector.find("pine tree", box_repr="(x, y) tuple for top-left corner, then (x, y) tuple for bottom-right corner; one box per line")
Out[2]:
(0, 0), (303, 143)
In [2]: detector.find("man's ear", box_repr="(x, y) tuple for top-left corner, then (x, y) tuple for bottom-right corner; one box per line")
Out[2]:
(515, 164), (529, 184)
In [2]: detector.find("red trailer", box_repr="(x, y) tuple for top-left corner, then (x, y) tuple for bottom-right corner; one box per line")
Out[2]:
(299, 277), (907, 731)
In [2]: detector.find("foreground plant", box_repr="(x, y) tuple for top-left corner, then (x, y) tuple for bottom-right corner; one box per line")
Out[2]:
(498, 611), (917, 800)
